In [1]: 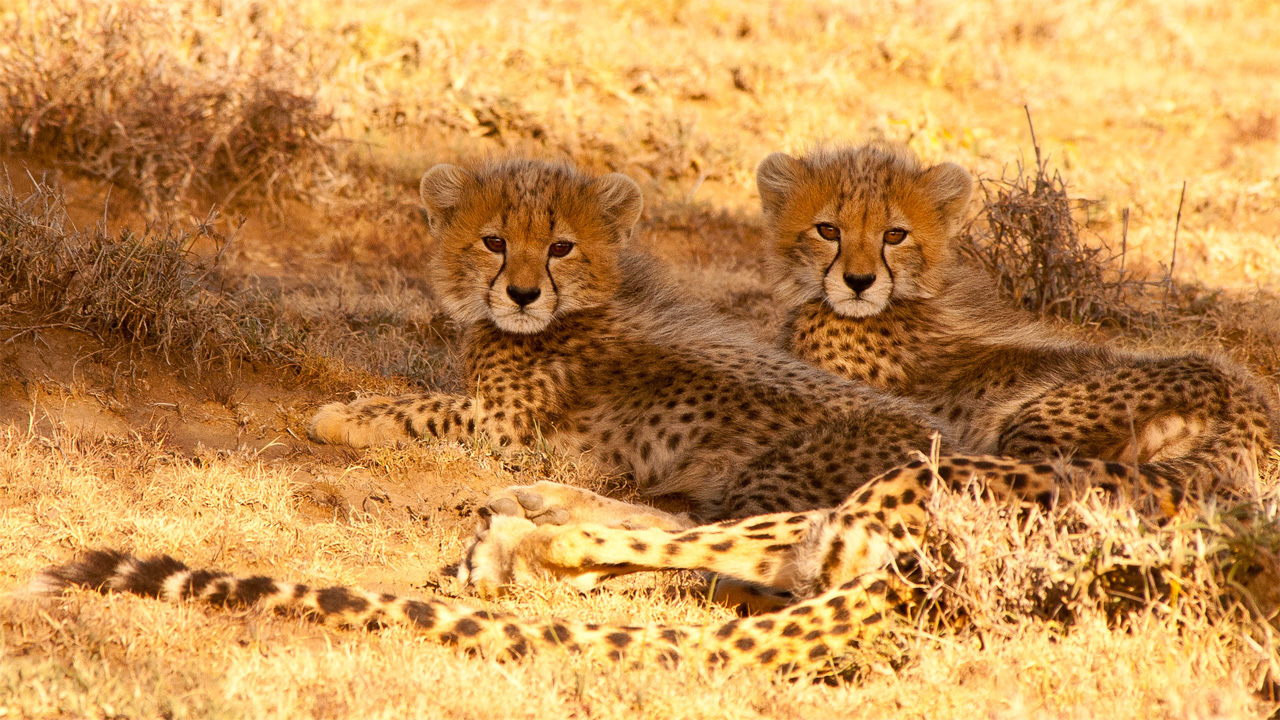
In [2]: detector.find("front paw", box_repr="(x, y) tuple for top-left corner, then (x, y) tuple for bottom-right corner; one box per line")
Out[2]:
(478, 482), (576, 530)
(457, 516), (617, 596)
(457, 515), (541, 597)
(307, 397), (411, 448)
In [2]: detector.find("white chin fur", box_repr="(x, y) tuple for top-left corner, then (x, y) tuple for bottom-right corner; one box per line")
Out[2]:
(827, 297), (885, 318)
(491, 308), (553, 334)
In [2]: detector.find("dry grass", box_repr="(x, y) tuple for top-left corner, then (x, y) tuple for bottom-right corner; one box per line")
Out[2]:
(0, 177), (292, 372)
(0, 0), (333, 212)
(1, 0), (1279, 717)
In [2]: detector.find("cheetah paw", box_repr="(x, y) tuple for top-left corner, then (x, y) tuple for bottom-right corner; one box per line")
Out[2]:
(457, 515), (539, 596)
(308, 397), (411, 448)
(457, 515), (613, 596)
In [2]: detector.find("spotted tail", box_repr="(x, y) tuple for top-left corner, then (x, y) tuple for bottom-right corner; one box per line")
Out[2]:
(36, 549), (912, 673)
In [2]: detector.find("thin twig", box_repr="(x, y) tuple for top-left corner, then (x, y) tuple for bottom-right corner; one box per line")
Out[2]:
(1164, 181), (1187, 309)
(1024, 105), (1041, 170)
(1119, 207), (1129, 279)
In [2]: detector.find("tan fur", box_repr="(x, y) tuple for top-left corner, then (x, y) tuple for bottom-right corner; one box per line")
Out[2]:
(763, 143), (1278, 492)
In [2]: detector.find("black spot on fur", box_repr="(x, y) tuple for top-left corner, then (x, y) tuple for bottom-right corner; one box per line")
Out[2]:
(543, 624), (573, 644)
(234, 576), (277, 606)
(714, 620), (740, 639)
(403, 600), (437, 629)
(317, 587), (369, 615)
(604, 631), (633, 649)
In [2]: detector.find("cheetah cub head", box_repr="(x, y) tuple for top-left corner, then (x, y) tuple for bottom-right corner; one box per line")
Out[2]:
(420, 160), (643, 334)
(757, 143), (972, 318)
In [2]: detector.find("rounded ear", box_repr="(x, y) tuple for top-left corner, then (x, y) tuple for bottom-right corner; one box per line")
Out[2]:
(592, 173), (643, 238)
(921, 162), (973, 228)
(756, 152), (805, 218)
(419, 164), (472, 227)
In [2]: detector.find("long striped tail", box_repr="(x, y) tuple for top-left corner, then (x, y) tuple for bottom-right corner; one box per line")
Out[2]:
(35, 548), (914, 673)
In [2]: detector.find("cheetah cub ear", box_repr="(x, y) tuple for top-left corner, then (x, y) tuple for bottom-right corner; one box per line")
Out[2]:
(419, 163), (473, 229)
(755, 152), (807, 219)
(921, 162), (973, 232)
(591, 173), (644, 241)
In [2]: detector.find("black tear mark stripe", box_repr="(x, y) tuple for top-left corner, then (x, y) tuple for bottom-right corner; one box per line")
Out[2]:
(545, 250), (560, 316)
(822, 234), (843, 285)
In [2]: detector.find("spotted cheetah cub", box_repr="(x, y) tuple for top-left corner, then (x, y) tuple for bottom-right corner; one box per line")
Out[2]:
(308, 158), (956, 521)
(761, 143), (1277, 490)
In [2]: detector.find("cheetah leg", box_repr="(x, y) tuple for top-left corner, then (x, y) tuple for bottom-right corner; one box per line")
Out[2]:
(478, 481), (693, 531)
(309, 392), (545, 449)
(38, 548), (914, 671)
(996, 359), (1274, 492)
(459, 510), (826, 596)
(461, 454), (1186, 599)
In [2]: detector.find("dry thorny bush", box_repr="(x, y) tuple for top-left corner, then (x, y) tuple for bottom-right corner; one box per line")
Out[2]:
(862, 465), (1280, 700)
(0, 176), (293, 372)
(964, 121), (1280, 381)
(0, 0), (333, 212)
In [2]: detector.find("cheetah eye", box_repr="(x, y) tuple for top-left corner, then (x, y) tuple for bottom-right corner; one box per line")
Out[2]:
(548, 240), (575, 258)
(815, 223), (841, 241)
(482, 236), (506, 253)
(883, 228), (908, 245)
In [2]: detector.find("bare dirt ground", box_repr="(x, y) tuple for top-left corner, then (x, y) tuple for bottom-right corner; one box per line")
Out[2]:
(1, 1), (1279, 718)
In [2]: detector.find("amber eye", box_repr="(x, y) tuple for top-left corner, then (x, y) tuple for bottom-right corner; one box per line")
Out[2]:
(548, 241), (575, 258)
(482, 236), (506, 253)
(883, 228), (908, 245)
(815, 223), (841, 241)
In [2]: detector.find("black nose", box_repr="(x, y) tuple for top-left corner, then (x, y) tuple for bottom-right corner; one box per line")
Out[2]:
(506, 285), (542, 307)
(843, 273), (876, 294)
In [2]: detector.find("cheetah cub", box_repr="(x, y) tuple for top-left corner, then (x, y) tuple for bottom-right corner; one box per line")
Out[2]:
(760, 143), (1277, 491)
